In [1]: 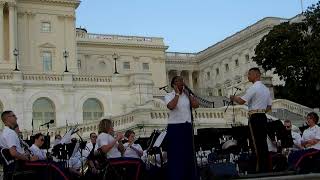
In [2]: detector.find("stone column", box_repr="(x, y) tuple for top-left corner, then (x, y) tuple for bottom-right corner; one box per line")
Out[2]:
(188, 71), (193, 89)
(8, 3), (16, 64)
(0, 2), (4, 62)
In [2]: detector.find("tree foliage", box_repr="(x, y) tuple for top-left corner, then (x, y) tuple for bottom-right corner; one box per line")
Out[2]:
(253, 1), (320, 108)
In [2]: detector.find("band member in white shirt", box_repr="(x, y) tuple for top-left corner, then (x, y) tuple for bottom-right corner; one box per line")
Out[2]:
(29, 133), (47, 160)
(165, 76), (199, 180)
(284, 120), (303, 150)
(0, 111), (38, 180)
(230, 67), (272, 173)
(96, 119), (124, 158)
(288, 112), (320, 170)
(123, 130), (143, 159)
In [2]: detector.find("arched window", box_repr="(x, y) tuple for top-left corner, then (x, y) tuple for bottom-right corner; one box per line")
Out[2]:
(0, 101), (3, 129)
(32, 98), (55, 128)
(83, 98), (103, 123)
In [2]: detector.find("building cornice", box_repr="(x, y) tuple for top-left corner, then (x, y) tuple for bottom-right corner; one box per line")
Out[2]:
(17, 0), (80, 8)
(77, 41), (169, 51)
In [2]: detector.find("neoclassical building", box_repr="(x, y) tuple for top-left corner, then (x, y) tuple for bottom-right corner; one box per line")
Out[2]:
(0, 0), (313, 138)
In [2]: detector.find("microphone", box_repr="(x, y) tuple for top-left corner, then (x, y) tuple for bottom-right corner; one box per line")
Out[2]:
(159, 85), (168, 90)
(40, 119), (54, 126)
(184, 84), (194, 96)
(234, 87), (242, 91)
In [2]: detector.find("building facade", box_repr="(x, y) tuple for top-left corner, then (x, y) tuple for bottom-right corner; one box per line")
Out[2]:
(0, 0), (312, 138)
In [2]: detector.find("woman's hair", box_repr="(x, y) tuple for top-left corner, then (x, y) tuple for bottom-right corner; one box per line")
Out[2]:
(170, 75), (181, 88)
(307, 112), (319, 124)
(98, 119), (113, 134)
(125, 130), (135, 138)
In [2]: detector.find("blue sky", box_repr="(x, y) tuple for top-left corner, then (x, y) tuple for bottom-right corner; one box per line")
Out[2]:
(76, 0), (319, 53)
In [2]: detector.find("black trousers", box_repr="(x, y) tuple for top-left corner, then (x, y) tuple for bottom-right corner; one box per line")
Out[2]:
(167, 122), (198, 180)
(248, 113), (269, 173)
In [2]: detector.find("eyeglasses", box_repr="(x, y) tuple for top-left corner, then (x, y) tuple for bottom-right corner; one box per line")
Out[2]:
(91, 136), (97, 138)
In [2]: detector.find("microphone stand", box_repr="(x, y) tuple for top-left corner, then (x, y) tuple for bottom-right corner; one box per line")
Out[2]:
(185, 88), (199, 180)
(224, 88), (240, 124)
(75, 131), (86, 177)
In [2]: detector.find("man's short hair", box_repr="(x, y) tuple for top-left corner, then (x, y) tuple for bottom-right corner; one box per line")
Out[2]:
(249, 67), (261, 75)
(1, 111), (13, 122)
(34, 133), (43, 140)
(307, 112), (319, 124)
(284, 119), (291, 124)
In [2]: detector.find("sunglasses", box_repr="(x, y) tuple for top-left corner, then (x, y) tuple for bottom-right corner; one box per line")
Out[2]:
(285, 126), (291, 128)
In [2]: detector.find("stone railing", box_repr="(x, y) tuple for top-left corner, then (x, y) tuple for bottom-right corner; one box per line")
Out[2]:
(20, 99), (312, 139)
(23, 74), (63, 81)
(272, 99), (313, 117)
(76, 32), (164, 45)
(72, 75), (112, 83)
(0, 72), (13, 80)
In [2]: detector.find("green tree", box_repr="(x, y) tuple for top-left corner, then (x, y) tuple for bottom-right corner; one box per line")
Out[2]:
(253, 2), (320, 108)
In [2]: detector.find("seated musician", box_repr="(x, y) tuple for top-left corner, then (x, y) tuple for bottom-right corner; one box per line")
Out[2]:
(123, 130), (143, 159)
(96, 119), (125, 158)
(284, 120), (303, 150)
(29, 133), (47, 160)
(288, 112), (320, 170)
(0, 111), (38, 179)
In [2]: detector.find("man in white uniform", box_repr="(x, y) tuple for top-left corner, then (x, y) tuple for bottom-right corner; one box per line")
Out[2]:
(230, 67), (272, 173)
(0, 111), (37, 180)
(29, 133), (47, 160)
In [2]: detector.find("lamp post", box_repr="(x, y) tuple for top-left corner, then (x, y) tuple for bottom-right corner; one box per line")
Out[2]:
(112, 53), (119, 74)
(63, 50), (69, 72)
(13, 48), (19, 71)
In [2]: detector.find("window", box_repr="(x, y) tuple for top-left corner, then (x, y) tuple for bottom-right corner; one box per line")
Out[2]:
(41, 22), (51, 32)
(218, 89), (222, 96)
(83, 98), (103, 123)
(225, 64), (229, 72)
(123, 62), (130, 69)
(142, 63), (149, 70)
(245, 54), (250, 63)
(32, 98), (55, 128)
(235, 59), (239, 67)
(77, 59), (81, 69)
(216, 68), (219, 75)
(42, 52), (52, 72)
(207, 72), (210, 80)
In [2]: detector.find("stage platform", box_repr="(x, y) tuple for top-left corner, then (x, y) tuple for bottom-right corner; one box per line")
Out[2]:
(237, 172), (320, 180)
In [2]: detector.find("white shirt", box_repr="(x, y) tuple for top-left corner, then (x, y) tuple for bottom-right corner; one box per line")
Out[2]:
(291, 131), (302, 150)
(97, 132), (121, 158)
(302, 125), (320, 150)
(29, 144), (46, 160)
(0, 126), (24, 154)
(123, 142), (143, 158)
(83, 142), (97, 158)
(241, 81), (272, 110)
(164, 91), (191, 124)
(267, 136), (277, 152)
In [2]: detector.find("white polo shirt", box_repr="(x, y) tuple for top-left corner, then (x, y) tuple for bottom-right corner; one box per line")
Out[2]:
(241, 81), (272, 110)
(123, 143), (143, 158)
(97, 132), (121, 158)
(0, 126), (24, 154)
(302, 125), (320, 150)
(291, 131), (302, 149)
(29, 144), (46, 160)
(164, 91), (191, 124)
